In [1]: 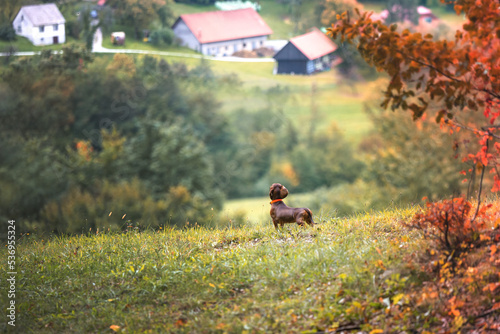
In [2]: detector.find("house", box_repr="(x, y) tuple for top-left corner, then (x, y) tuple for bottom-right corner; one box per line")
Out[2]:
(273, 29), (339, 75)
(172, 8), (273, 57)
(416, 6), (439, 25)
(372, 6), (438, 26)
(12, 4), (66, 46)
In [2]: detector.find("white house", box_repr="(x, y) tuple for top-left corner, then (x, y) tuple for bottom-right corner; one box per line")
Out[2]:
(172, 8), (272, 57)
(13, 4), (66, 46)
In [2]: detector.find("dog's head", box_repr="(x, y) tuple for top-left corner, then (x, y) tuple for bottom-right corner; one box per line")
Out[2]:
(269, 183), (289, 200)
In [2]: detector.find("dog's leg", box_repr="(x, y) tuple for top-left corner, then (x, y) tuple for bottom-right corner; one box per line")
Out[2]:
(273, 220), (278, 229)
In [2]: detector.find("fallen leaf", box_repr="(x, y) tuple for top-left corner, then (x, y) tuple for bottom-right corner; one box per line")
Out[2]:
(110, 325), (120, 332)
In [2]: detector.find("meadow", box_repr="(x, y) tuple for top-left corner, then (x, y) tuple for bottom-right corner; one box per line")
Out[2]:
(4, 199), (500, 333)
(1, 206), (423, 333)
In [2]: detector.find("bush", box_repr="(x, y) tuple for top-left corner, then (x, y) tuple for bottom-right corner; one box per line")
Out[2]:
(65, 20), (81, 40)
(407, 198), (491, 254)
(149, 28), (174, 46)
(40, 179), (218, 234)
(0, 23), (16, 41)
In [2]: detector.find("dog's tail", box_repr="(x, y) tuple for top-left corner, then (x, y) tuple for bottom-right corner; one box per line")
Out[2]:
(304, 208), (315, 225)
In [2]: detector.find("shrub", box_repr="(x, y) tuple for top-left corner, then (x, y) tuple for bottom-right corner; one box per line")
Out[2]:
(65, 20), (81, 39)
(149, 28), (174, 46)
(407, 198), (490, 254)
(0, 23), (16, 41)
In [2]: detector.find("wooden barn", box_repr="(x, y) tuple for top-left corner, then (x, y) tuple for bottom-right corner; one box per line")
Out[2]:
(172, 8), (272, 57)
(273, 29), (339, 75)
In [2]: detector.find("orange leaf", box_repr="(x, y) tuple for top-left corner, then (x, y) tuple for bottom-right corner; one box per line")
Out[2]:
(110, 325), (121, 332)
(370, 330), (384, 334)
(175, 318), (187, 327)
(491, 244), (498, 255)
(483, 283), (500, 292)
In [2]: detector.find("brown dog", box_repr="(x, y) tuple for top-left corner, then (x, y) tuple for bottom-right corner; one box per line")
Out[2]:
(269, 183), (315, 229)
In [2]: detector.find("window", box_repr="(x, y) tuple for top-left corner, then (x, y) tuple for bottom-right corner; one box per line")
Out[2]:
(21, 15), (23, 22)
(17, 26), (21, 33)
(53, 24), (58, 31)
(39, 26), (44, 33)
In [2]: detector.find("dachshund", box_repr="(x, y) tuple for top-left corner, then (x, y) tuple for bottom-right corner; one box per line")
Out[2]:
(269, 183), (315, 229)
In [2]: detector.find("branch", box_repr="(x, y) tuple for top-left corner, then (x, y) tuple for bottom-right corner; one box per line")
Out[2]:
(403, 56), (500, 101)
(472, 139), (487, 222)
(445, 119), (500, 140)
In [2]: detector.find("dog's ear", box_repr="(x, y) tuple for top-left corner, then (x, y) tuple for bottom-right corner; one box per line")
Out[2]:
(280, 185), (289, 199)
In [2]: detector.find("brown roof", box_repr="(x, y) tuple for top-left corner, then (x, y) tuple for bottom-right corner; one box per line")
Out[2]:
(20, 4), (65, 26)
(175, 8), (272, 44)
(289, 29), (337, 60)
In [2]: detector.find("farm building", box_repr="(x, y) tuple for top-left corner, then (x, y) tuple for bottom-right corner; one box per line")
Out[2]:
(371, 6), (439, 26)
(12, 4), (66, 46)
(172, 8), (273, 57)
(273, 29), (339, 75)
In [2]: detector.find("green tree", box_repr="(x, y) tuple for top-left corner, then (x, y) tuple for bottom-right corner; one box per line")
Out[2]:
(361, 97), (465, 202)
(107, 0), (171, 39)
(0, 0), (29, 24)
(121, 119), (223, 209)
(0, 46), (92, 144)
(0, 137), (69, 226)
(290, 123), (364, 192)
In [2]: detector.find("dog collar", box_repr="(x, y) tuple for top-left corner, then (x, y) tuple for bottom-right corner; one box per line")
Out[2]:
(270, 199), (283, 204)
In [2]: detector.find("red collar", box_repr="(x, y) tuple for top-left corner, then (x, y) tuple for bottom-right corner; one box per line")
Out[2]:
(270, 199), (283, 204)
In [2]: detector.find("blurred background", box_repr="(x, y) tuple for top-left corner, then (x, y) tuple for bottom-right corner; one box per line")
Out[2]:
(0, 0), (469, 233)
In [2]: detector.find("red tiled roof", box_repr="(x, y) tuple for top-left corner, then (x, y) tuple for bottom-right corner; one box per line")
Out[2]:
(176, 8), (273, 44)
(289, 29), (337, 60)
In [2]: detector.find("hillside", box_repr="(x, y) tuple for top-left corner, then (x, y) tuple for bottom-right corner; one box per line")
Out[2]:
(3, 202), (500, 333)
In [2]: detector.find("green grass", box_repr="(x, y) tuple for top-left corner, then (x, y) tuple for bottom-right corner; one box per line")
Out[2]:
(0, 36), (83, 52)
(258, 0), (296, 40)
(1, 207), (423, 333)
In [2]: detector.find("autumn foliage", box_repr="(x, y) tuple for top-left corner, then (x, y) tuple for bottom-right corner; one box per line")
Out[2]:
(328, 0), (500, 194)
(408, 197), (490, 254)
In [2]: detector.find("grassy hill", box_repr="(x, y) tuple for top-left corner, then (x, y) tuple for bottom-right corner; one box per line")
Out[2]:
(4, 201), (499, 333)
(2, 207), (420, 333)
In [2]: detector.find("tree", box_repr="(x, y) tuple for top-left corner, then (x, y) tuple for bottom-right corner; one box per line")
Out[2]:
(106, 0), (171, 39)
(0, 0), (29, 24)
(362, 93), (465, 202)
(318, 0), (363, 27)
(289, 123), (364, 192)
(328, 0), (500, 201)
(121, 119), (223, 209)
